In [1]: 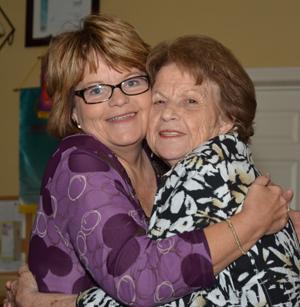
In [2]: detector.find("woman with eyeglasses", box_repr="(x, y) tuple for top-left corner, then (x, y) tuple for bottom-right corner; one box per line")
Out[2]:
(4, 14), (293, 307)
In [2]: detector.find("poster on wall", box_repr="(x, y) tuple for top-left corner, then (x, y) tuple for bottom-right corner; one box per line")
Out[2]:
(0, 198), (23, 272)
(19, 87), (58, 204)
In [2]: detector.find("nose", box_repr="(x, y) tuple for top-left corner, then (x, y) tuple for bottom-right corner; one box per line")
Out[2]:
(161, 103), (179, 121)
(108, 87), (129, 107)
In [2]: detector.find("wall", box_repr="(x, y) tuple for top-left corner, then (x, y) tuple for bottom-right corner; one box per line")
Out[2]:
(0, 0), (300, 197)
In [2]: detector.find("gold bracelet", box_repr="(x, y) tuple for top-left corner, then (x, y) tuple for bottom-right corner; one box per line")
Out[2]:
(225, 219), (247, 255)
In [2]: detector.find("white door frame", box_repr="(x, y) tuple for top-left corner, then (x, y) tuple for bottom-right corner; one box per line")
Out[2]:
(246, 67), (300, 210)
(247, 67), (300, 86)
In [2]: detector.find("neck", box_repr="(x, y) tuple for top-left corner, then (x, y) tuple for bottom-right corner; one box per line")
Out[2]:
(113, 142), (145, 170)
(114, 142), (157, 217)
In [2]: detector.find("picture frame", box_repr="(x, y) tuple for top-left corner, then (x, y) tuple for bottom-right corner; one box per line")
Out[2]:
(25, 0), (100, 47)
(0, 196), (23, 272)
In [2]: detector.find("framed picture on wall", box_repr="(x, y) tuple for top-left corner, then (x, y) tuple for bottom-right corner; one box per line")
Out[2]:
(25, 0), (100, 47)
(0, 196), (23, 272)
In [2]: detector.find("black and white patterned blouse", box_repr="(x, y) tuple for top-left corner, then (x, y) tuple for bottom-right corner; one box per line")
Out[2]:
(148, 132), (300, 306)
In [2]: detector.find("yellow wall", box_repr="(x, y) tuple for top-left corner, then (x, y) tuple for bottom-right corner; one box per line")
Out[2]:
(0, 0), (300, 197)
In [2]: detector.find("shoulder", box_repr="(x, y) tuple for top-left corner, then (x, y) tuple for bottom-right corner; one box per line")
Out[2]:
(59, 133), (111, 155)
(42, 134), (127, 187)
(46, 134), (111, 172)
(58, 134), (123, 172)
(182, 133), (248, 169)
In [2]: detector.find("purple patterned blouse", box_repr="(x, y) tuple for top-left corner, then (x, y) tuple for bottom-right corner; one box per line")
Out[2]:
(28, 134), (215, 306)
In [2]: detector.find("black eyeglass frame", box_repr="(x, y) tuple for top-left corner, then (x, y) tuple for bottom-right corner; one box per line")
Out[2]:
(73, 75), (150, 104)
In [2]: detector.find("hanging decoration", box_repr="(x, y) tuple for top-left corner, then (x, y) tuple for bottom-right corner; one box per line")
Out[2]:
(19, 87), (58, 204)
(0, 6), (15, 51)
(37, 56), (52, 118)
(14, 56), (53, 119)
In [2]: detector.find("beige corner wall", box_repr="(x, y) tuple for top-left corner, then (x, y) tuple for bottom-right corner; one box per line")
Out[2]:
(0, 0), (300, 197)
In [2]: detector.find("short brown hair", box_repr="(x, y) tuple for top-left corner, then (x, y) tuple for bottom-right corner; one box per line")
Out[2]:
(46, 14), (150, 139)
(146, 35), (256, 143)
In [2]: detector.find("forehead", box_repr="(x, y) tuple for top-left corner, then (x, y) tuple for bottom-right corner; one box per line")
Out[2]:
(83, 55), (129, 76)
(154, 63), (194, 84)
(153, 63), (220, 99)
(79, 55), (141, 85)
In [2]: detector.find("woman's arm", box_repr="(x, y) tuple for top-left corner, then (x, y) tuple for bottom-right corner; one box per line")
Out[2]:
(4, 271), (122, 307)
(74, 174), (291, 307)
(4, 266), (76, 307)
(38, 147), (214, 306)
(205, 176), (291, 273)
(66, 166), (214, 305)
(7, 177), (291, 307)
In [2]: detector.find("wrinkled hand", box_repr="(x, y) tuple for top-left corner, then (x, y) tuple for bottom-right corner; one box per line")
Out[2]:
(242, 175), (292, 236)
(3, 265), (38, 307)
(3, 279), (18, 307)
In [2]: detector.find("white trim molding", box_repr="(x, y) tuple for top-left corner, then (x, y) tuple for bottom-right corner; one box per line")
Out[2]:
(246, 67), (300, 87)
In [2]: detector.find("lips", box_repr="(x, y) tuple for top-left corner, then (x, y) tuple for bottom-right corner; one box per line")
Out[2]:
(107, 112), (136, 122)
(159, 130), (185, 138)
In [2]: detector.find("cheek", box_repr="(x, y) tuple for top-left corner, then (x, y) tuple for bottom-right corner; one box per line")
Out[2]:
(148, 108), (159, 127)
(140, 93), (152, 110)
(186, 114), (210, 143)
(146, 122), (156, 145)
(78, 111), (93, 124)
(146, 117), (161, 149)
(78, 106), (105, 126)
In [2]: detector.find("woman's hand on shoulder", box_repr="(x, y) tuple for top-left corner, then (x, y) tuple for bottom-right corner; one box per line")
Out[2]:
(3, 279), (17, 307)
(242, 175), (292, 237)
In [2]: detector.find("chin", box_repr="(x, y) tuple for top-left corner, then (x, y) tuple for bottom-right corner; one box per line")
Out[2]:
(116, 136), (143, 147)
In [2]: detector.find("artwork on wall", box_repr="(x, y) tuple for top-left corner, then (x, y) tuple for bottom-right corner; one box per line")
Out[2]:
(19, 88), (59, 204)
(0, 197), (23, 272)
(25, 0), (100, 47)
(0, 6), (15, 50)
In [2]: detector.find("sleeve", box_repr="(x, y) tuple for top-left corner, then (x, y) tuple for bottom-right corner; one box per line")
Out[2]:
(66, 150), (215, 307)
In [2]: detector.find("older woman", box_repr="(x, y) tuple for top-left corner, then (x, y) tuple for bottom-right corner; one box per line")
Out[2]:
(4, 16), (292, 307)
(145, 35), (300, 306)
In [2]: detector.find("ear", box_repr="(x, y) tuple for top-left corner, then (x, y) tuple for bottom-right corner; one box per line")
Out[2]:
(219, 117), (234, 134)
(71, 108), (78, 124)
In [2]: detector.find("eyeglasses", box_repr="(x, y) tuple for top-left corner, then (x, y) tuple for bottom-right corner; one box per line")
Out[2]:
(74, 75), (150, 104)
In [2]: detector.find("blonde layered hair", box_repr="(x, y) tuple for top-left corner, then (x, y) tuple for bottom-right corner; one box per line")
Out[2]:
(46, 14), (150, 138)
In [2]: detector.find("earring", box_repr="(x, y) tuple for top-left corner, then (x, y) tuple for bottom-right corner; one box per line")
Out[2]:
(77, 123), (81, 129)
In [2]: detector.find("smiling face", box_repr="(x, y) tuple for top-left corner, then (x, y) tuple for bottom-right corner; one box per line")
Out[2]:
(147, 63), (233, 166)
(72, 56), (151, 154)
